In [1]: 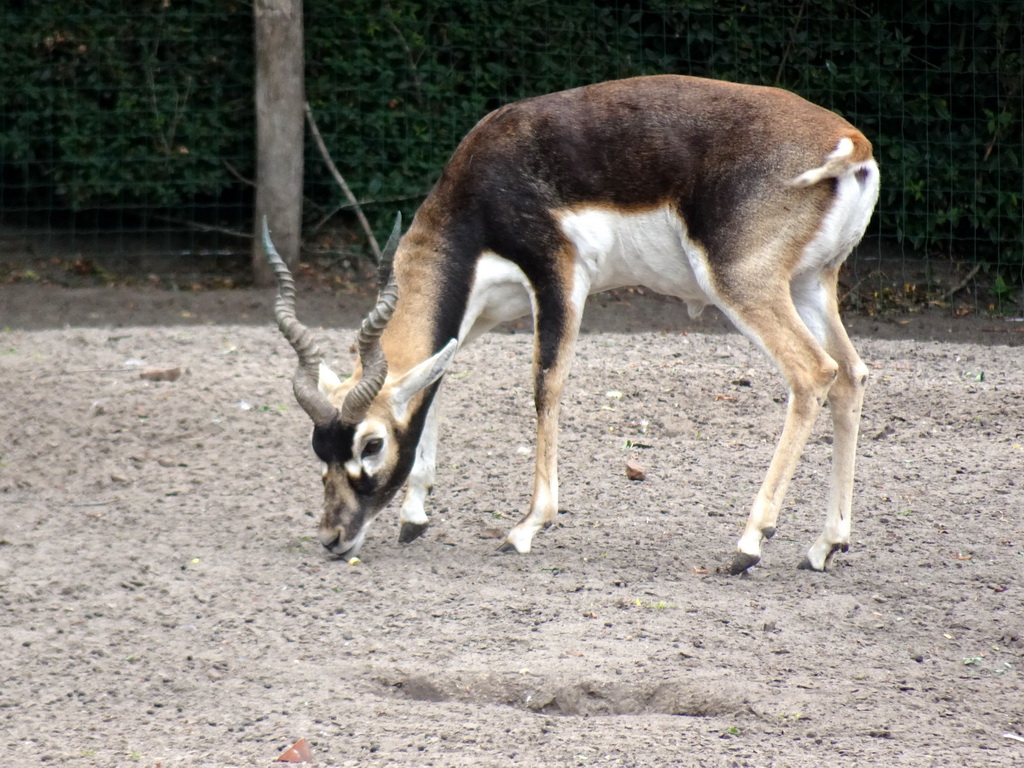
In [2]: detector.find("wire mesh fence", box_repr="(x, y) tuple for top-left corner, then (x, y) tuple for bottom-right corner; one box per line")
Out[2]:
(1, 1), (1022, 312)
(1, 0), (253, 282)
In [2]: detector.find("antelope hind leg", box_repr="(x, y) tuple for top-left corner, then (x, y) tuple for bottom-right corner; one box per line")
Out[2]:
(726, 298), (839, 574)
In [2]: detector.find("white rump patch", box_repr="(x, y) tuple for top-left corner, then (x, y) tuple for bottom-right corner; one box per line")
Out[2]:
(788, 137), (855, 188)
(792, 152), (880, 343)
(795, 158), (880, 278)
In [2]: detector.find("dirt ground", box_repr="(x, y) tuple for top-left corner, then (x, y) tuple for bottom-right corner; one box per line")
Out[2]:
(2, 283), (1023, 767)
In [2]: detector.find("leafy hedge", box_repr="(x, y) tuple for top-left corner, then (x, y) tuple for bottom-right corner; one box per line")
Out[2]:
(2, 0), (1021, 268)
(0, 1), (252, 210)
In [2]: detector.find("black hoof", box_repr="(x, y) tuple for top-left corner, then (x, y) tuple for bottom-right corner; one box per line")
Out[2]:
(497, 540), (518, 554)
(762, 526), (776, 540)
(729, 552), (760, 575)
(798, 543), (849, 572)
(398, 521), (428, 544)
(823, 542), (849, 568)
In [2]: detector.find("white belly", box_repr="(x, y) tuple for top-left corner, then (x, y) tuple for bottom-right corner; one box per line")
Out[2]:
(557, 205), (713, 310)
(460, 205), (714, 342)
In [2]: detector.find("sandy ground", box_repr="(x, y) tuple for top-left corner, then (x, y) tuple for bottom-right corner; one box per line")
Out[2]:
(1, 285), (1023, 767)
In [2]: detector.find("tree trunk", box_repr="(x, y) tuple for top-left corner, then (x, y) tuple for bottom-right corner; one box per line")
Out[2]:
(252, 0), (304, 286)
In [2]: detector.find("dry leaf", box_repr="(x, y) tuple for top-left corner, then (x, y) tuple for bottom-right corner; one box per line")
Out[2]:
(275, 737), (313, 763)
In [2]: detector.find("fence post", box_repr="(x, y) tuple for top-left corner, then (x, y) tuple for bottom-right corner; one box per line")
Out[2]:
(252, 0), (304, 286)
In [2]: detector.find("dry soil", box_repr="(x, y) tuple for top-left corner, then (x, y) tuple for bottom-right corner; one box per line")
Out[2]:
(1, 285), (1023, 767)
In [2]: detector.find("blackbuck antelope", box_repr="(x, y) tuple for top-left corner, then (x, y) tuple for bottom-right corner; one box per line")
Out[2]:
(265, 75), (879, 573)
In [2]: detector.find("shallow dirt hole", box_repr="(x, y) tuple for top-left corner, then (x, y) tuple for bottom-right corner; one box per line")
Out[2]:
(380, 671), (750, 717)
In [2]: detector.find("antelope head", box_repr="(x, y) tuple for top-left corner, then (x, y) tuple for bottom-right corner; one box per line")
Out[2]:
(263, 216), (456, 558)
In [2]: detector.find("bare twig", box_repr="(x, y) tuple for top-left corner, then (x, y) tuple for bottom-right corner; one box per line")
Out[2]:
(223, 159), (256, 188)
(145, 40), (193, 156)
(939, 263), (982, 301)
(308, 193), (425, 237)
(309, 204), (348, 239)
(303, 101), (382, 262)
(838, 275), (874, 306)
(385, 4), (425, 106)
(149, 214), (249, 239)
(775, 0), (807, 86)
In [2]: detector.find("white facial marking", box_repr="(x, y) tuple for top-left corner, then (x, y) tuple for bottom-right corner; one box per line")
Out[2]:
(330, 527), (369, 558)
(352, 422), (388, 476)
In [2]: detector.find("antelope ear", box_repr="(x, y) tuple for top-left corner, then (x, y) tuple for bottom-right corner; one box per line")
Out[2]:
(317, 362), (343, 396)
(390, 339), (459, 418)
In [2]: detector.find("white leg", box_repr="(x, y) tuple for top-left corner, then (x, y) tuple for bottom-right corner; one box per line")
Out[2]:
(398, 390), (441, 543)
(801, 275), (868, 570)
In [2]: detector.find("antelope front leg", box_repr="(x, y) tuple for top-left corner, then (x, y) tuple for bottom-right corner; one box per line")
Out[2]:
(500, 368), (566, 554)
(398, 394), (441, 543)
(501, 277), (585, 554)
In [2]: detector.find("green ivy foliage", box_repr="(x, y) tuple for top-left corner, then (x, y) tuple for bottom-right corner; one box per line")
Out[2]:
(306, 0), (1022, 265)
(2, 0), (1021, 267)
(303, 1), (647, 229)
(0, 0), (252, 209)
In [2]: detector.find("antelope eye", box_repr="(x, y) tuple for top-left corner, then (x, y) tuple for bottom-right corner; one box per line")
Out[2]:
(362, 438), (384, 458)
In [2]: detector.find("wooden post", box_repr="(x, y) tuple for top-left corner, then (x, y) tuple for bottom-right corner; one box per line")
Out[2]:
(252, 0), (304, 286)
